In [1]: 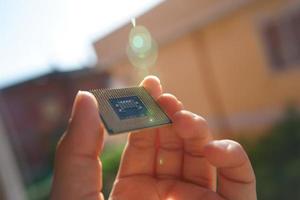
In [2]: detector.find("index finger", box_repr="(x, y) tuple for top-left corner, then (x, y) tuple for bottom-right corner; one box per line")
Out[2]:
(117, 76), (162, 178)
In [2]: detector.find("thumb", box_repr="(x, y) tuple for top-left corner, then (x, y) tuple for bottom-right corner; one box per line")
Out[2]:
(60, 91), (104, 156)
(51, 91), (104, 200)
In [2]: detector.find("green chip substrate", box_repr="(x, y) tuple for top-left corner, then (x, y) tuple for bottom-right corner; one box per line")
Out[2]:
(89, 87), (172, 134)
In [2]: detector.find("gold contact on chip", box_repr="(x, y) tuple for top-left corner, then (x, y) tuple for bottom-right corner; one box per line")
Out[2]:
(89, 87), (172, 134)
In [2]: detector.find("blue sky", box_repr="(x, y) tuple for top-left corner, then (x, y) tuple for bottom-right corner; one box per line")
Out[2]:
(0, 0), (162, 88)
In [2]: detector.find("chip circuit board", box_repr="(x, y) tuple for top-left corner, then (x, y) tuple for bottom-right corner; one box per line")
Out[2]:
(89, 87), (171, 134)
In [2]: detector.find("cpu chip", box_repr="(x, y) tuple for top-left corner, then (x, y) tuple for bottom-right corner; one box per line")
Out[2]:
(89, 87), (171, 134)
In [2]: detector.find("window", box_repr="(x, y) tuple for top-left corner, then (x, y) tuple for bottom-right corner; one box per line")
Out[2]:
(263, 8), (300, 70)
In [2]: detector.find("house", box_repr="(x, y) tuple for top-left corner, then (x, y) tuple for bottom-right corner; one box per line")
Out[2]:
(93, 0), (300, 135)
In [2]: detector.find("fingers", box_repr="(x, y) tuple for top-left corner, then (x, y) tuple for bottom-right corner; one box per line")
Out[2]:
(141, 75), (162, 99)
(203, 140), (256, 200)
(117, 76), (163, 178)
(51, 91), (104, 200)
(155, 94), (184, 179)
(173, 111), (216, 189)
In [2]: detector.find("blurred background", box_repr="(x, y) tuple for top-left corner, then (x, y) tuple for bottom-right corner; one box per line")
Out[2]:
(0, 0), (300, 199)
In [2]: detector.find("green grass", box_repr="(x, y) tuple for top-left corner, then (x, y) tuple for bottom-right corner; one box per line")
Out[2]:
(101, 143), (125, 198)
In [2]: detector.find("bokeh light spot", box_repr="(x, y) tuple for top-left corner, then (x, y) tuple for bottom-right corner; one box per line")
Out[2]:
(159, 158), (163, 165)
(132, 35), (144, 49)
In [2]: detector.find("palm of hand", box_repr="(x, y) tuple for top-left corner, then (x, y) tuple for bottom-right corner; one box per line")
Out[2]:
(111, 176), (218, 200)
(110, 123), (218, 200)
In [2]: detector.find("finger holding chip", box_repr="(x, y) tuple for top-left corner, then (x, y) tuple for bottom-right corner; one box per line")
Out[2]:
(116, 76), (163, 178)
(154, 94), (184, 179)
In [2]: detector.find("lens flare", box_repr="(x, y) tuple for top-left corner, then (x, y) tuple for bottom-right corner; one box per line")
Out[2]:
(127, 21), (158, 69)
(132, 35), (144, 49)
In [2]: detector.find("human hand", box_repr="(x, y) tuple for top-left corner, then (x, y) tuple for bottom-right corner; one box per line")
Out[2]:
(51, 76), (256, 200)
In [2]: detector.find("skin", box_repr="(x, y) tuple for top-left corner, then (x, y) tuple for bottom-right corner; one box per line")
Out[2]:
(51, 76), (257, 200)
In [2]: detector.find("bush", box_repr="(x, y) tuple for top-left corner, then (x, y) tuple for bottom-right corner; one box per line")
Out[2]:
(242, 108), (300, 200)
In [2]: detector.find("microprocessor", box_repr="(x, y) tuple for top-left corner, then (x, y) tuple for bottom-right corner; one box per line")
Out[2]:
(89, 87), (172, 134)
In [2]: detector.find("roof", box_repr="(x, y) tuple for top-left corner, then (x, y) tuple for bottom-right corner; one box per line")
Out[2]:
(0, 67), (103, 91)
(93, 0), (255, 67)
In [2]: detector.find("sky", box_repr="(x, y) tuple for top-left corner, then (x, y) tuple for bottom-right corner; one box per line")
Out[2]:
(0, 0), (163, 88)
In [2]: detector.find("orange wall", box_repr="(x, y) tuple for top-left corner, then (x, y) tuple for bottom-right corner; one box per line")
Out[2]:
(197, 0), (300, 132)
(106, 0), (300, 134)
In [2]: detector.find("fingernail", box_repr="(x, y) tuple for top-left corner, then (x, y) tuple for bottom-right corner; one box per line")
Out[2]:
(212, 140), (230, 149)
(70, 90), (83, 120)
